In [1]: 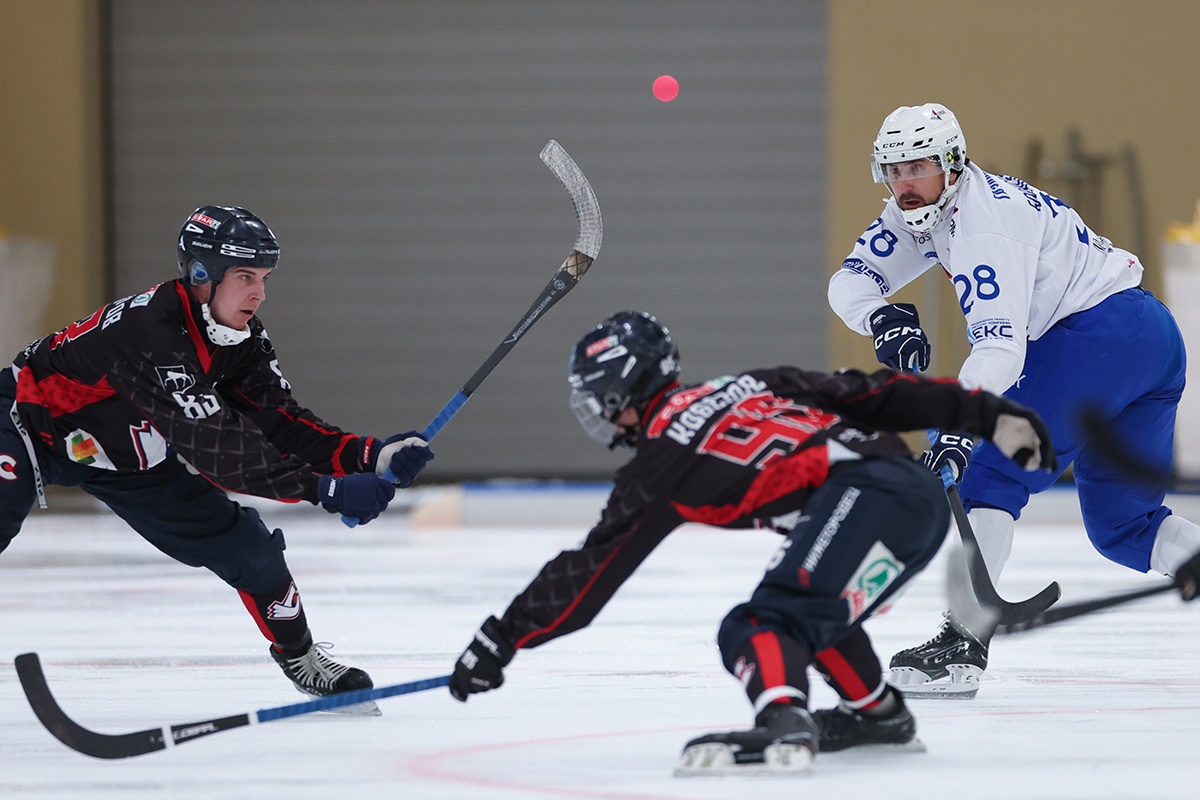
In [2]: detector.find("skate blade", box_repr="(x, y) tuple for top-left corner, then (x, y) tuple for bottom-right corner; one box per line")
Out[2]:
(821, 738), (928, 763)
(889, 665), (981, 700)
(674, 742), (814, 777)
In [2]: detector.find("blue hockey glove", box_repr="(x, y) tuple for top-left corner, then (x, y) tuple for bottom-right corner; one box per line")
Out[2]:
(375, 430), (434, 488)
(923, 431), (974, 483)
(449, 616), (516, 702)
(1177, 550), (1200, 601)
(870, 303), (931, 372)
(317, 473), (395, 526)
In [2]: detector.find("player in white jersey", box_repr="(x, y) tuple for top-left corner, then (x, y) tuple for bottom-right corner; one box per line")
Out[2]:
(828, 103), (1200, 697)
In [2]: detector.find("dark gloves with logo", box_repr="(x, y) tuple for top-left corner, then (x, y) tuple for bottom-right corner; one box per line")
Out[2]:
(870, 302), (930, 372)
(317, 473), (395, 526)
(449, 616), (516, 702)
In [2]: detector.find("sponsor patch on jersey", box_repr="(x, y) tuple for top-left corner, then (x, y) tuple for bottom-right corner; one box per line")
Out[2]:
(840, 258), (890, 293)
(156, 365), (196, 393)
(65, 429), (116, 470)
(968, 317), (1014, 344)
(841, 540), (904, 623)
(585, 335), (619, 358)
(190, 212), (220, 229)
(128, 284), (161, 308)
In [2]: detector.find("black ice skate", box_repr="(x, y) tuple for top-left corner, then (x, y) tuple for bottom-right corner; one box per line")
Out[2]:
(271, 640), (380, 716)
(888, 613), (989, 699)
(675, 703), (818, 777)
(813, 692), (925, 753)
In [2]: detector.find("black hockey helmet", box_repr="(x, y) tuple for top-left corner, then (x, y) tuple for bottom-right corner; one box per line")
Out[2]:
(568, 310), (681, 447)
(176, 206), (280, 286)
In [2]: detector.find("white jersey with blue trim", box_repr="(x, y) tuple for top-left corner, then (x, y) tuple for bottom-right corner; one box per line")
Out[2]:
(828, 161), (1144, 395)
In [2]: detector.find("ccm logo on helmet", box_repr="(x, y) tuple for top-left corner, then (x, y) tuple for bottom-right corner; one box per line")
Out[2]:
(873, 326), (922, 348)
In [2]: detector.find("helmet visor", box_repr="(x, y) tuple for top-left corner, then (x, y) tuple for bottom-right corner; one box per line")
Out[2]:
(872, 156), (948, 185)
(569, 389), (621, 445)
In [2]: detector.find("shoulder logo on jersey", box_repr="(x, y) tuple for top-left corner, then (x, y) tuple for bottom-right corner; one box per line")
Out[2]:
(839, 258), (890, 293)
(129, 284), (162, 308)
(156, 365), (195, 393)
(643, 378), (732, 439)
(65, 428), (116, 470)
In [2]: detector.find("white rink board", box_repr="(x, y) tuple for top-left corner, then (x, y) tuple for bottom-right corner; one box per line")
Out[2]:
(1, 485), (1198, 800)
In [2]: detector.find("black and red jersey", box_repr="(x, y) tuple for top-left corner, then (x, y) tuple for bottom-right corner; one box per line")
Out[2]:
(498, 366), (1003, 650)
(12, 280), (377, 504)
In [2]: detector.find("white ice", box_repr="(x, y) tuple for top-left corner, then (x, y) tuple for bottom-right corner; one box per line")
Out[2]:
(2, 485), (1199, 799)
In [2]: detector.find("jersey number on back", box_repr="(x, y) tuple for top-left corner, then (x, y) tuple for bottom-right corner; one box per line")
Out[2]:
(697, 395), (838, 470)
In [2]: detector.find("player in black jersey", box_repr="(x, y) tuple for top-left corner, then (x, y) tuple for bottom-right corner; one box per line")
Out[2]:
(0, 206), (433, 711)
(448, 310), (1055, 773)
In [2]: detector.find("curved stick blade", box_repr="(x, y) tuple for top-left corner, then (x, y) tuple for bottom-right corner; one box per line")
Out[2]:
(540, 140), (603, 259)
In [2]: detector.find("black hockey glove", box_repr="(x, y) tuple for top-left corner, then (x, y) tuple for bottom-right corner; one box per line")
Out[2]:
(982, 396), (1057, 474)
(317, 473), (395, 526)
(922, 431), (974, 483)
(449, 616), (516, 702)
(870, 303), (930, 372)
(1176, 550), (1200, 601)
(375, 430), (435, 488)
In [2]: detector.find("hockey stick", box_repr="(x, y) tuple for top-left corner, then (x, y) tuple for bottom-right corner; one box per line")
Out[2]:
(14, 652), (449, 760)
(920, 405), (1060, 623)
(946, 545), (1176, 637)
(416, 139), (601, 444)
(354, 140), (602, 522)
(946, 483), (1061, 625)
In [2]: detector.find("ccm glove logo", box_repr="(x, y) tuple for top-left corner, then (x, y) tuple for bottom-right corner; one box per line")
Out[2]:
(869, 303), (931, 373)
(873, 325), (925, 349)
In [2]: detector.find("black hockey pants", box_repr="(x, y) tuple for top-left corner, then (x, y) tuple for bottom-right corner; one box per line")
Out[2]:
(0, 367), (291, 595)
(717, 457), (949, 696)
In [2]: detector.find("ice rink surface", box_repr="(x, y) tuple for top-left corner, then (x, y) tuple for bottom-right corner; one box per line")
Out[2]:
(2, 484), (1199, 799)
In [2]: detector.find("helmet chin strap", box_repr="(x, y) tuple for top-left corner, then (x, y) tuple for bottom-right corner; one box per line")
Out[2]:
(201, 302), (251, 346)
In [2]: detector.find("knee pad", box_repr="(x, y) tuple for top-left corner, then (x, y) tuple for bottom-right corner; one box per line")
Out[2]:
(209, 507), (290, 593)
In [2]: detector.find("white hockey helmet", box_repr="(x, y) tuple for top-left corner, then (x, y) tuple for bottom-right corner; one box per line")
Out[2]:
(872, 103), (967, 233)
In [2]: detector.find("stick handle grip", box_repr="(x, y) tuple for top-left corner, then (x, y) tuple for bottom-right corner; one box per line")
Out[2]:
(423, 391), (470, 441)
(340, 391), (469, 527)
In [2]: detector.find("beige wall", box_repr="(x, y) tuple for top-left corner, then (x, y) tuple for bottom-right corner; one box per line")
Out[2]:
(829, 0), (1200, 374)
(0, 0), (106, 333)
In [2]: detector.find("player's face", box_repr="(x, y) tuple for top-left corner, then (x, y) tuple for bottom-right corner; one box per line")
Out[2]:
(880, 158), (952, 210)
(210, 267), (271, 330)
(614, 406), (642, 441)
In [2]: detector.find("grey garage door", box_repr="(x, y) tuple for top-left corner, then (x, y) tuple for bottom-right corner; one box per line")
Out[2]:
(108, 0), (826, 480)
